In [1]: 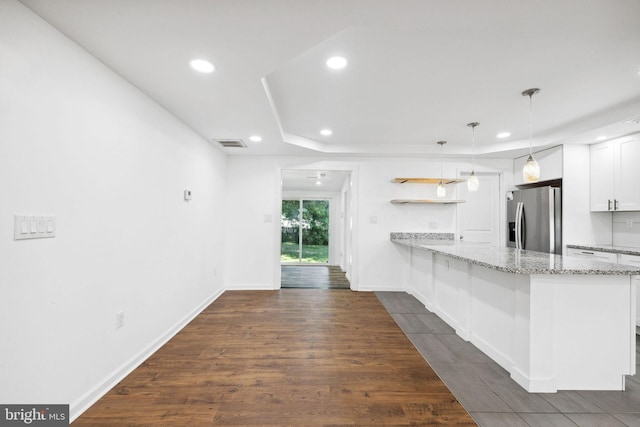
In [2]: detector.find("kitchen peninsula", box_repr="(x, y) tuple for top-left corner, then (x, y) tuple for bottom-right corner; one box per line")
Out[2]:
(392, 232), (639, 393)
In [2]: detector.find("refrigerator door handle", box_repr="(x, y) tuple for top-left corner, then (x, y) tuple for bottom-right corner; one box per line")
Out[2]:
(514, 203), (519, 249)
(520, 202), (526, 249)
(515, 202), (523, 249)
(548, 189), (555, 253)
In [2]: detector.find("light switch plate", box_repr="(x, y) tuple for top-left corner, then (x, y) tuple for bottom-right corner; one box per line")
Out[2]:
(14, 215), (56, 240)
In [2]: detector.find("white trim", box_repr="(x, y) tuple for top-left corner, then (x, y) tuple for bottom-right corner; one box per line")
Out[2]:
(274, 168), (283, 289)
(470, 333), (514, 373)
(510, 368), (557, 393)
(407, 289), (430, 311)
(70, 289), (224, 422)
(276, 165), (360, 291)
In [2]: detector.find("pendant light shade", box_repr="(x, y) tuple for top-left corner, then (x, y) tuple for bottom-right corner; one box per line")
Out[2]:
(522, 88), (541, 183)
(522, 154), (540, 183)
(467, 171), (480, 192)
(436, 141), (447, 198)
(467, 122), (480, 192)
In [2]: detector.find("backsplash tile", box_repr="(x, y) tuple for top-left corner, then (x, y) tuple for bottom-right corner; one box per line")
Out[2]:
(612, 212), (640, 247)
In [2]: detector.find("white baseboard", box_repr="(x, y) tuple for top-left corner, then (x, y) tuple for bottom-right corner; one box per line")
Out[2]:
(406, 288), (430, 310)
(511, 367), (557, 393)
(470, 333), (514, 373)
(69, 288), (224, 422)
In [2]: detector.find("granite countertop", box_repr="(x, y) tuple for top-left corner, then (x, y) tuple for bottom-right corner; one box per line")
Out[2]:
(391, 233), (640, 275)
(566, 244), (640, 257)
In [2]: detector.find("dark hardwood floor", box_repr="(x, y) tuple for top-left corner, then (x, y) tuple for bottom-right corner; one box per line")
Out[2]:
(281, 264), (350, 289)
(73, 290), (475, 426)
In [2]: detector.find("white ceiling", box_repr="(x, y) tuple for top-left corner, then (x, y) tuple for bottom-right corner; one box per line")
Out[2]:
(19, 0), (640, 158)
(282, 170), (350, 193)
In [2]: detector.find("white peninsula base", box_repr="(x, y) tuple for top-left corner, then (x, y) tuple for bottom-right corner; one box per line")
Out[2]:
(403, 247), (636, 392)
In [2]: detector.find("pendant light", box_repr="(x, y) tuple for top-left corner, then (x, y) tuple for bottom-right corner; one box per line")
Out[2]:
(436, 141), (447, 198)
(467, 122), (480, 192)
(522, 88), (541, 183)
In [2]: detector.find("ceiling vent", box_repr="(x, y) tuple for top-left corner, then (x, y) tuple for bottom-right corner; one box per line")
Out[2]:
(213, 139), (247, 148)
(622, 115), (640, 124)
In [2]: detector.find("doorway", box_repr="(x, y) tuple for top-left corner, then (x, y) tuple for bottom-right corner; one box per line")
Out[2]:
(278, 169), (353, 289)
(281, 199), (330, 264)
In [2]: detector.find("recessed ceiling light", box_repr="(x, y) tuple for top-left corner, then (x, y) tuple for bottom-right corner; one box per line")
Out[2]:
(316, 181), (322, 185)
(595, 135), (608, 141)
(320, 129), (333, 136)
(249, 135), (262, 142)
(326, 56), (347, 70)
(190, 59), (215, 73)
(496, 132), (511, 139)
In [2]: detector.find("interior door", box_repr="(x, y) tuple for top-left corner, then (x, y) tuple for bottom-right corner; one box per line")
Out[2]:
(458, 173), (501, 244)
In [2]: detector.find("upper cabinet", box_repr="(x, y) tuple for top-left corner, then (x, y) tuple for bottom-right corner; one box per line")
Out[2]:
(513, 146), (563, 186)
(590, 135), (640, 212)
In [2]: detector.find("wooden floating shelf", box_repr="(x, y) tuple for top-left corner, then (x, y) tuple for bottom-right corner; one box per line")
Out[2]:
(392, 177), (466, 185)
(390, 199), (466, 204)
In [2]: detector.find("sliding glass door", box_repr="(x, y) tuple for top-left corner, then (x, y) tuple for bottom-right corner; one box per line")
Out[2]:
(281, 199), (329, 263)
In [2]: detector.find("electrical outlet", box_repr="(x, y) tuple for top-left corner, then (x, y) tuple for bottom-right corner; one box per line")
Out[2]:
(429, 222), (437, 229)
(626, 219), (633, 228)
(116, 310), (125, 329)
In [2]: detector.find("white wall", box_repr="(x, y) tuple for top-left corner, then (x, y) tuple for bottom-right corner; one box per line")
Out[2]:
(562, 144), (612, 251)
(224, 155), (511, 292)
(0, 1), (227, 419)
(612, 212), (640, 247)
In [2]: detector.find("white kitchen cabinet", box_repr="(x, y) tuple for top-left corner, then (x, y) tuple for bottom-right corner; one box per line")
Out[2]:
(590, 135), (640, 212)
(567, 247), (640, 329)
(566, 248), (618, 263)
(617, 254), (640, 328)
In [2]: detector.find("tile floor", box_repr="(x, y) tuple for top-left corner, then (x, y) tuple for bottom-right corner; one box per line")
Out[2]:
(376, 291), (640, 427)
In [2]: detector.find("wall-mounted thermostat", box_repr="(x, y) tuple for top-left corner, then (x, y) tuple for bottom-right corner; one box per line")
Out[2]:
(184, 190), (192, 201)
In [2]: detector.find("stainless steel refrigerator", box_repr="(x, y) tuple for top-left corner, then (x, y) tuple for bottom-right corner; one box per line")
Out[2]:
(507, 186), (562, 254)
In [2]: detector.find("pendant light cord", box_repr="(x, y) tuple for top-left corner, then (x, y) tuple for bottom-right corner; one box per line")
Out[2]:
(440, 143), (444, 182)
(472, 125), (476, 168)
(522, 88), (539, 156)
(528, 93), (533, 156)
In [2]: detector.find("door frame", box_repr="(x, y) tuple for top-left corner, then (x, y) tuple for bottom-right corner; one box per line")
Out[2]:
(274, 167), (359, 290)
